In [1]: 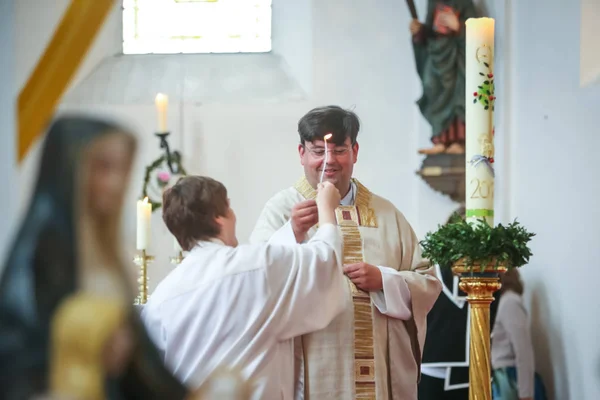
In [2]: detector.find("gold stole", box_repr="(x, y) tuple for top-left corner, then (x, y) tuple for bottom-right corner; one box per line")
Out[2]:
(294, 177), (378, 399)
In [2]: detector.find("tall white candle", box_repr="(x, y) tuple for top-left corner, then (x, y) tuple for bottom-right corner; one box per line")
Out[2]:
(465, 18), (495, 226)
(319, 133), (333, 183)
(155, 93), (168, 133)
(136, 197), (152, 250)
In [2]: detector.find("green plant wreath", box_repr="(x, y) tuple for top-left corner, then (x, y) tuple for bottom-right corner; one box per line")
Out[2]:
(420, 214), (535, 272)
(140, 152), (187, 212)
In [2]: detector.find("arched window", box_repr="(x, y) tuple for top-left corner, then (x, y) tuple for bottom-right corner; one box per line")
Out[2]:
(122, 0), (272, 54)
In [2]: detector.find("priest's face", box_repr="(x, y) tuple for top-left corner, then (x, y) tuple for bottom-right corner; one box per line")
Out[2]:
(299, 136), (359, 196)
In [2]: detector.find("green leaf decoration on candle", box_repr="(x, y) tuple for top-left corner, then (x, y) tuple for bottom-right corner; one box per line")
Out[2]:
(420, 216), (535, 271)
(474, 63), (496, 110)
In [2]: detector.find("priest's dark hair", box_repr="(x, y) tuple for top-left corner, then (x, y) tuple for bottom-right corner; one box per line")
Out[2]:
(162, 176), (229, 251)
(298, 105), (360, 146)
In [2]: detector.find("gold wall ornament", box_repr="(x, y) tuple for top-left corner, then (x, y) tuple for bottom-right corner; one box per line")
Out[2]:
(134, 250), (154, 305)
(452, 260), (506, 400)
(18, 0), (115, 162)
(50, 294), (126, 400)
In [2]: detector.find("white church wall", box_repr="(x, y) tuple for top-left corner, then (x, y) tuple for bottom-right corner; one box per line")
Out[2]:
(272, 0), (313, 95)
(15, 0), (122, 94)
(0, 1), (16, 267)
(509, 0), (600, 399)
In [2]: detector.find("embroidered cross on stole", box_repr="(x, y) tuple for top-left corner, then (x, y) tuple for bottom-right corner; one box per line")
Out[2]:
(294, 177), (379, 399)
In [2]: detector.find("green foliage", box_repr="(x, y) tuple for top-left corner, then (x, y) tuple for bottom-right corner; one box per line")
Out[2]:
(420, 214), (535, 271)
(140, 154), (187, 212)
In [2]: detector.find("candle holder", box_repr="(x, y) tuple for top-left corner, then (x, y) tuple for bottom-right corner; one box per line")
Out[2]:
(170, 251), (185, 266)
(133, 250), (155, 305)
(155, 132), (183, 175)
(452, 261), (506, 400)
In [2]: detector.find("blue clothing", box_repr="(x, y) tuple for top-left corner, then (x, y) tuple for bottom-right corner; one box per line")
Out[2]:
(492, 367), (548, 400)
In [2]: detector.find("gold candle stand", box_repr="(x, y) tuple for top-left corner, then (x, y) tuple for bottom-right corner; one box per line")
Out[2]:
(170, 251), (185, 266)
(133, 250), (154, 305)
(452, 261), (506, 400)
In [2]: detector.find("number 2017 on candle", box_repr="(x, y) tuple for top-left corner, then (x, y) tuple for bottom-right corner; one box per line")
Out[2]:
(469, 178), (494, 199)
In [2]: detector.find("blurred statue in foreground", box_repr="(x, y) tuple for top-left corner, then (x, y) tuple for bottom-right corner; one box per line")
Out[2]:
(0, 116), (193, 399)
(410, 0), (478, 155)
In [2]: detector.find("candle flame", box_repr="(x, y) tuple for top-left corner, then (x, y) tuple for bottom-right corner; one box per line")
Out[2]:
(143, 197), (148, 204)
(155, 93), (168, 104)
(324, 133), (332, 140)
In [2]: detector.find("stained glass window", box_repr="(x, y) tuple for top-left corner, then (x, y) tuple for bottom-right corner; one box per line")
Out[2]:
(122, 0), (272, 54)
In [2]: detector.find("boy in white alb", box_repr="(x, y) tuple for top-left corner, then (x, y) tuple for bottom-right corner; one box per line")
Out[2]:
(141, 176), (348, 400)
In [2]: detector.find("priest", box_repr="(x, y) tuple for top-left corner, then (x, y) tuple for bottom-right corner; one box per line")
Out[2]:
(142, 176), (349, 399)
(249, 106), (442, 399)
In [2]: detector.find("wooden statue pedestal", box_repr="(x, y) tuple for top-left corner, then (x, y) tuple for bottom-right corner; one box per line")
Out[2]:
(416, 153), (465, 203)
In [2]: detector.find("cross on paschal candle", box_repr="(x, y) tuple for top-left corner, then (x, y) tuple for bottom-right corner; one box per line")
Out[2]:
(319, 133), (333, 183)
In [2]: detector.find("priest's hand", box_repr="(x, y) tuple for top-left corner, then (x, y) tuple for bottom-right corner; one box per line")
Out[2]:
(291, 199), (318, 243)
(344, 262), (383, 291)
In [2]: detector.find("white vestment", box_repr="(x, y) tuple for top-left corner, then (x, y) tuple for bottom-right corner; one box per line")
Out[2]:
(141, 223), (347, 400)
(249, 177), (442, 400)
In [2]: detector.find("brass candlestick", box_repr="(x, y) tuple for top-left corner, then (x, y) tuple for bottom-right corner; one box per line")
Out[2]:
(170, 251), (184, 266)
(133, 250), (154, 305)
(452, 260), (506, 400)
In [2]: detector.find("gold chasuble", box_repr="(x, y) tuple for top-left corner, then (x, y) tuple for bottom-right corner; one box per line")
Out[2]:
(295, 177), (378, 398)
(249, 177), (442, 400)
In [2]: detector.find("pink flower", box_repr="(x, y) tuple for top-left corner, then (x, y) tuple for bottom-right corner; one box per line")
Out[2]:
(157, 171), (171, 183)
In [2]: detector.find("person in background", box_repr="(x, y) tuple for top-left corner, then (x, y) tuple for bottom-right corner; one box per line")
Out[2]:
(491, 269), (548, 400)
(419, 208), (499, 400)
(0, 116), (192, 400)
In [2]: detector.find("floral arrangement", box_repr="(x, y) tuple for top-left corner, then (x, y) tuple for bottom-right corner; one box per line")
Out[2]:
(473, 62), (496, 111)
(420, 214), (535, 272)
(140, 152), (187, 211)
